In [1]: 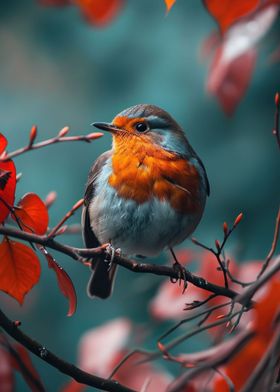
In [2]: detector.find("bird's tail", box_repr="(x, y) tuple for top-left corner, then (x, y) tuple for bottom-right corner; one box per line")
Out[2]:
(87, 258), (118, 299)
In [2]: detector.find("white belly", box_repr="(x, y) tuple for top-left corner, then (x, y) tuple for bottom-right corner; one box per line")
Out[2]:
(89, 182), (202, 257)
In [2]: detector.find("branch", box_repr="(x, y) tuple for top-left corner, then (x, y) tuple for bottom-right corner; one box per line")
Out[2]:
(235, 255), (280, 306)
(258, 207), (280, 278)
(167, 330), (254, 392)
(0, 126), (103, 161)
(0, 225), (245, 304)
(0, 308), (135, 392)
(192, 213), (244, 289)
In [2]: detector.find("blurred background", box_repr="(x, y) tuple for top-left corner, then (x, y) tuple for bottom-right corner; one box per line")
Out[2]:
(0, 0), (279, 390)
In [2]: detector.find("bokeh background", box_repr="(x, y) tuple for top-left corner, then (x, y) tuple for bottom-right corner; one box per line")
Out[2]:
(0, 0), (279, 390)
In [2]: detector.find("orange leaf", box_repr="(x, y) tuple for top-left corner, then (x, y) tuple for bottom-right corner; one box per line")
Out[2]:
(203, 0), (260, 33)
(13, 193), (49, 235)
(0, 134), (7, 155)
(74, 0), (124, 26)
(42, 248), (77, 316)
(0, 238), (41, 304)
(0, 160), (16, 224)
(165, 0), (176, 12)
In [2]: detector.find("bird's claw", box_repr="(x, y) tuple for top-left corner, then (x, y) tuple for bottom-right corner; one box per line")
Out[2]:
(104, 244), (121, 271)
(170, 261), (188, 293)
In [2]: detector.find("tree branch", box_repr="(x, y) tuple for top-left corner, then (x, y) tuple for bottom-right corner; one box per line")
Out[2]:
(0, 308), (135, 392)
(0, 128), (103, 161)
(0, 225), (244, 304)
(167, 330), (254, 392)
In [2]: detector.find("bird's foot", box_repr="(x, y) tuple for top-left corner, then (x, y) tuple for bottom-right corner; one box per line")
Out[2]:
(104, 244), (121, 270)
(170, 261), (188, 293)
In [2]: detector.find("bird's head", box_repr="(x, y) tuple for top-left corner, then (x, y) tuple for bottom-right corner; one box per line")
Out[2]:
(92, 104), (192, 156)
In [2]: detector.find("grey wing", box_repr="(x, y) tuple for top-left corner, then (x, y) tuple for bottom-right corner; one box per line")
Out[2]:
(82, 150), (116, 299)
(82, 150), (112, 248)
(196, 156), (210, 196)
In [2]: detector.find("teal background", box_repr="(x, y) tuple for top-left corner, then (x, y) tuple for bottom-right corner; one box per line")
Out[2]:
(0, 0), (279, 390)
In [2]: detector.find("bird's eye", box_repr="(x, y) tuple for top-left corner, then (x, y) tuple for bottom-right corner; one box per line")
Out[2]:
(135, 122), (148, 133)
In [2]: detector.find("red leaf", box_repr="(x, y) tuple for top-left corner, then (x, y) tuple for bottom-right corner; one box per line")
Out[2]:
(0, 169), (11, 191)
(10, 344), (44, 392)
(207, 48), (257, 115)
(164, 0), (176, 12)
(73, 0), (124, 26)
(0, 238), (41, 304)
(205, 4), (278, 115)
(42, 248), (77, 316)
(203, 0), (260, 33)
(0, 134), (8, 155)
(13, 193), (49, 235)
(0, 160), (16, 224)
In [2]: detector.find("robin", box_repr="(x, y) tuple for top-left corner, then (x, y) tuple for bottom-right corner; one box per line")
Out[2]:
(82, 104), (209, 299)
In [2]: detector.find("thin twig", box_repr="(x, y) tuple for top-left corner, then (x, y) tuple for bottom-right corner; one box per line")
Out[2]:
(47, 199), (84, 238)
(192, 214), (243, 289)
(159, 301), (231, 343)
(258, 207), (280, 278)
(1, 130), (103, 161)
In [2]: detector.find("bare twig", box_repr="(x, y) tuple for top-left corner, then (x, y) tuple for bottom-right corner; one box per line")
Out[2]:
(258, 207), (280, 278)
(159, 301), (231, 343)
(192, 213), (243, 289)
(0, 128), (103, 161)
(157, 311), (241, 356)
(47, 199), (84, 238)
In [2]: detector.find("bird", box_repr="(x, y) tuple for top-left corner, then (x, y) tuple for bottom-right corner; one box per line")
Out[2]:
(82, 104), (209, 299)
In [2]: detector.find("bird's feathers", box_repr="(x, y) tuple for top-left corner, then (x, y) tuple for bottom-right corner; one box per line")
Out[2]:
(82, 150), (117, 299)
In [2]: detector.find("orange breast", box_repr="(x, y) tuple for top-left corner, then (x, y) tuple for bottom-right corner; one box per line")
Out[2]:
(108, 136), (202, 214)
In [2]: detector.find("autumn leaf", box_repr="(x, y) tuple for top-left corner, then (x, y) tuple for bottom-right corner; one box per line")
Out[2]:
(203, 0), (259, 33)
(0, 160), (16, 224)
(73, 0), (124, 26)
(204, 3), (278, 114)
(165, 0), (176, 13)
(0, 238), (41, 304)
(13, 193), (49, 235)
(207, 48), (257, 116)
(0, 169), (11, 191)
(0, 134), (8, 155)
(40, 247), (77, 316)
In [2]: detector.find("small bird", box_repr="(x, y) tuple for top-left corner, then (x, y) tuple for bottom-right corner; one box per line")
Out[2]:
(82, 104), (209, 299)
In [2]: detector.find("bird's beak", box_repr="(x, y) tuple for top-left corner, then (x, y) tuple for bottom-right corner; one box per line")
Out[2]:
(91, 122), (120, 134)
